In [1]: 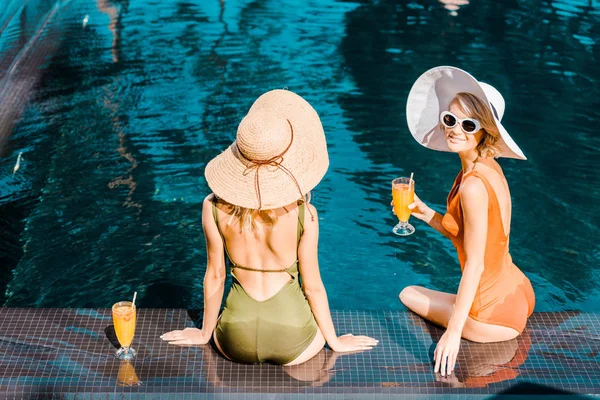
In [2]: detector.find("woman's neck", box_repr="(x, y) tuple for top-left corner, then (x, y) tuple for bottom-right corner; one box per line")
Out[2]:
(459, 150), (481, 173)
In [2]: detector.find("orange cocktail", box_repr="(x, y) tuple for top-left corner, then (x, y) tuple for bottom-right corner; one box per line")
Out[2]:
(392, 177), (415, 236)
(112, 301), (137, 360)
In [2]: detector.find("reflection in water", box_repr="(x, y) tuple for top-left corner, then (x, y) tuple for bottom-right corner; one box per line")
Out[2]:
(98, 1), (140, 212)
(407, 312), (531, 388)
(0, 308), (598, 394)
(439, 0), (470, 16)
(452, 333), (531, 388)
(96, 0), (123, 63)
(117, 360), (141, 386)
(105, 77), (142, 214)
(201, 344), (346, 388)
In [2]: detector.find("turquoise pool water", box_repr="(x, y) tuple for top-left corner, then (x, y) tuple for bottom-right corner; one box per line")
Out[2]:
(0, 0), (598, 311)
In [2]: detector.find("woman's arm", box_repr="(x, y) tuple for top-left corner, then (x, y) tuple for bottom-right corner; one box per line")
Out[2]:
(161, 195), (226, 345)
(199, 195), (227, 335)
(298, 204), (378, 353)
(407, 194), (451, 238)
(434, 177), (488, 376)
(297, 204), (338, 345)
(427, 211), (452, 239)
(447, 177), (488, 333)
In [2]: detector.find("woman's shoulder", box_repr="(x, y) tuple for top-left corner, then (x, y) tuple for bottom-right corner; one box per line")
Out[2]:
(204, 193), (216, 203)
(203, 193), (218, 208)
(459, 175), (488, 198)
(460, 159), (511, 209)
(206, 193), (235, 207)
(203, 193), (230, 214)
(303, 202), (318, 214)
(302, 202), (318, 217)
(202, 194), (216, 217)
(459, 173), (489, 212)
(477, 158), (506, 180)
(300, 202), (319, 232)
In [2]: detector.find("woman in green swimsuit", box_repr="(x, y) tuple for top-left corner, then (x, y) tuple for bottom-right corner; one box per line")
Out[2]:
(161, 90), (378, 365)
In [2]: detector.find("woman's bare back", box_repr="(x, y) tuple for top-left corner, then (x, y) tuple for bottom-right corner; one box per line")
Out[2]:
(213, 198), (304, 301)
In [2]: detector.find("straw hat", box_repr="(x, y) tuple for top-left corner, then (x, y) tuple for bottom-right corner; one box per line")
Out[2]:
(205, 89), (329, 210)
(406, 66), (526, 160)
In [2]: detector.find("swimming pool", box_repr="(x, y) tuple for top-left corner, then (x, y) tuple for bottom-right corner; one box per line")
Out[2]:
(0, 0), (598, 311)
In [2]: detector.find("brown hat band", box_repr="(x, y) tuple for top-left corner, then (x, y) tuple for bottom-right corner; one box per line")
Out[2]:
(238, 120), (313, 220)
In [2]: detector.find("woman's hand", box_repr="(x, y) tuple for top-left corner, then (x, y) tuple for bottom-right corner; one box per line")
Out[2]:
(407, 193), (435, 223)
(160, 327), (212, 345)
(434, 329), (462, 376)
(391, 193), (434, 223)
(328, 333), (378, 353)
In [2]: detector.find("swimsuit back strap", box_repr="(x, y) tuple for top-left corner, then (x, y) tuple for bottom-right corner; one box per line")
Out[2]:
(282, 202), (305, 275)
(232, 265), (290, 273)
(297, 202), (305, 244)
(211, 196), (237, 266)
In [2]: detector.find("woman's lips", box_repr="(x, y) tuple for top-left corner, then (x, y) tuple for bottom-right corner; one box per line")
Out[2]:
(447, 136), (466, 144)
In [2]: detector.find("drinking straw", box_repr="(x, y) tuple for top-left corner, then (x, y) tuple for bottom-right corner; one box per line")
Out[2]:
(131, 292), (137, 310)
(409, 172), (414, 184)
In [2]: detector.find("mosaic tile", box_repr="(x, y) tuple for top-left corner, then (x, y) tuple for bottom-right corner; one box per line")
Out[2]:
(0, 308), (597, 398)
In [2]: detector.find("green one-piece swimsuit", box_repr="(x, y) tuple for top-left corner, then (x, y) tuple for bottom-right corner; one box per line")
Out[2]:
(212, 199), (318, 365)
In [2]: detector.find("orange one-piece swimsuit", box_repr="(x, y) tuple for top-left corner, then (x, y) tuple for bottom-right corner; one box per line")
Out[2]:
(442, 164), (535, 333)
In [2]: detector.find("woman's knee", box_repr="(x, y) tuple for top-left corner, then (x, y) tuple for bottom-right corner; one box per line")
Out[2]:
(399, 285), (421, 306)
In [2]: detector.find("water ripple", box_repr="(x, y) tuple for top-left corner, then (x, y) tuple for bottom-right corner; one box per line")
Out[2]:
(0, 0), (598, 311)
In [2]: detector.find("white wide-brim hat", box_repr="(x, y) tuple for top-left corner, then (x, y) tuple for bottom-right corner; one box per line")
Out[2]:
(406, 66), (526, 160)
(205, 89), (329, 210)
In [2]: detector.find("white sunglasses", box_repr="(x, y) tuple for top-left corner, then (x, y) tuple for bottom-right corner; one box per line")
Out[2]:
(440, 111), (481, 134)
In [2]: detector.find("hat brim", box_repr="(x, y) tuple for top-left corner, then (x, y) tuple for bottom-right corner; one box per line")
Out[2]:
(205, 90), (329, 210)
(406, 66), (526, 160)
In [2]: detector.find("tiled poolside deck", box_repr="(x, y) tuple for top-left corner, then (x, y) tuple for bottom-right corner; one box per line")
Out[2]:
(0, 308), (597, 399)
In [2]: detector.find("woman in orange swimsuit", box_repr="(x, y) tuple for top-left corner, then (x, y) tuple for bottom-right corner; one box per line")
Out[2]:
(398, 67), (535, 377)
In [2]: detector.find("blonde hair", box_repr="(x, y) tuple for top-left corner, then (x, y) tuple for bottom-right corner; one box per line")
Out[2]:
(448, 92), (502, 158)
(219, 193), (311, 234)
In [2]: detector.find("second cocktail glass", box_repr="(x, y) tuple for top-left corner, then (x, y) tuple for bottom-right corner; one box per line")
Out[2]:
(392, 177), (415, 236)
(112, 301), (137, 360)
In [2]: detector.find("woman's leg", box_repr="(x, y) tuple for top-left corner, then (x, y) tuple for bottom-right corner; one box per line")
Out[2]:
(283, 327), (326, 366)
(399, 285), (519, 343)
(212, 327), (232, 361)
